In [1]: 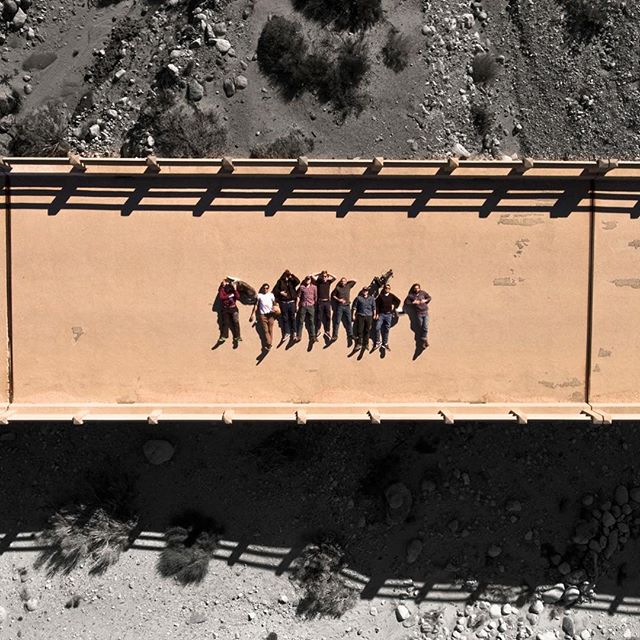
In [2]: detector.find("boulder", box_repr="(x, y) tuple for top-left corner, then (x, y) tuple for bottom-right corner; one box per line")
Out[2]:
(223, 77), (236, 97)
(540, 584), (564, 604)
(405, 539), (422, 564)
(187, 79), (204, 101)
(215, 38), (231, 54)
(395, 604), (411, 621)
(2, 0), (18, 21)
(234, 74), (248, 90)
(615, 485), (629, 505)
(143, 439), (175, 465)
(384, 483), (412, 524)
(12, 6), (26, 27)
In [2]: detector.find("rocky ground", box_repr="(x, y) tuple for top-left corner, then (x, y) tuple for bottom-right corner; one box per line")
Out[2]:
(1, 0), (640, 159)
(2, 421), (640, 639)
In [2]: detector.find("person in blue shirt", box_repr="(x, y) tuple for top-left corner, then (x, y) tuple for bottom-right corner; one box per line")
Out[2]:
(351, 287), (377, 350)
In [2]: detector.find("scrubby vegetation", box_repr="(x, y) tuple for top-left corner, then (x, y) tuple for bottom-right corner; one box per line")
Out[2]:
(122, 101), (226, 158)
(292, 537), (357, 618)
(292, 0), (382, 31)
(257, 17), (370, 117)
(471, 101), (495, 136)
(563, 0), (612, 36)
(251, 128), (315, 159)
(36, 472), (138, 575)
(0, 84), (22, 118)
(382, 29), (411, 72)
(157, 512), (222, 585)
(9, 101), (71, 157)
(472, 53), (500, 85)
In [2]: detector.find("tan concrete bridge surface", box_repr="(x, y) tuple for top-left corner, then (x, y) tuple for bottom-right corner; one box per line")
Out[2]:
(0, 156), (639, 424)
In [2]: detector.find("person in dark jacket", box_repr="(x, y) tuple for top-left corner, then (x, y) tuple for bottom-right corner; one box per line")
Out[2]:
(374, 283), (401, 350)
(404, 283), (432, 348)
(351, 288), (377, 350)
(312, 270), (336, 339)
(331, 277), (356, 343)
(274, 269), (300, 342)
(217, 280), (242, 346)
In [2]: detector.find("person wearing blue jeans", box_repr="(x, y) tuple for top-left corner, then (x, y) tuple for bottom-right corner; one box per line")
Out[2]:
(374, 283), (401, 350)
(274, 270), (300, 342)
(330, 277), (356, 343)
(404, 283), (432, 348)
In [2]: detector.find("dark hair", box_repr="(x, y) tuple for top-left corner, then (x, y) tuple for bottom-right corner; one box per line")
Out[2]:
(259, 283), (270, 293)
(411, 283), (421, 290)
(224, 283), (235, 293)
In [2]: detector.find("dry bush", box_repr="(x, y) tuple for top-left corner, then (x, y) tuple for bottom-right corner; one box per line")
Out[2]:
(382, 29), (411, 72)
(471, 101), (494, 136)
(257, 17), (311, 100)
(9, 101), (70, 157)
(36, 473), (138, 576)
(563, 0), (612, 36)
(292, 538), (357, 618)
(292, 0), (382, 31)
(251, 128), (315, 159)
(157, 512), (222, 585)
(472, 53), (500, 85)
(153, 104), (226, 157)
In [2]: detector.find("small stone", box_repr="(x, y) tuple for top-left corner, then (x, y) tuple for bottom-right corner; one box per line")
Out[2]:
(114, 69), (126, 81)
(0, 606), (6, 623)
(563, 586), (580, 606)
(187, 612), (207, 624)
(615, 485), (629, 505)
(602, 511), (616, 528)
(487, 544), (502, 558)
(223, 77), (236, 97)
(406, 539), (422, 564)
(213, 21), (226, 35)
(142, 439), (174, 465)
(541, 584), (564, 604)
(489, 604), (501, 618)
(506, 500), (522, 513)
(187, 79), (204, 101)
(234, 75), (248, 90)
(278, 594), (288, 604)
(629, 487), (640, 503)
(501, 603), (512, 615)
(12, 6), (26, 28)
(452, 142), (470, 158)
(582, 494), (594, 506)
(580, 631), (591, 640)
(529, 600), (544, 614)
(88, 123), (100, 139)
(558, 562), (571, 576)
(3, 0), (18, 21)
(562, 616), (575, 636)
(395, 604), (411, 621)
(23, 84), (32, 95)
(25, 598), (38, 612)
(215, 38), (231, 53)
(536, 632), (556, 640)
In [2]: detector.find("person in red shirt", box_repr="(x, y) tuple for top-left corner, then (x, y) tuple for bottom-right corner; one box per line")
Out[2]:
(217, 280), (242, 346)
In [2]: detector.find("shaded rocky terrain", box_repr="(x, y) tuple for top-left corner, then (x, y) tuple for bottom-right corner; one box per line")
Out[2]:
(2, 421), (640, 639)
(1, 0), (639, 159)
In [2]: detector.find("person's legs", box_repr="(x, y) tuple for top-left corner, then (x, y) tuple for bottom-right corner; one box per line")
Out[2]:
(296, 306), (305, 339)
(381, 312), (391, 346)
(307, 306), (317, 340)
(321, 301), (331, 335)
(284, 301), (295, 337)
(220, 310), (230, 339)
(267, 315), (275, 347)
(331, 303), (341, 338)
(420, 315), (429, 343)
(258, 313), (269, 348)
(375, 316), (384, 346)
(342, 305), (353, 338)
(363, 316), (373, 348)
(230, 309), (241, 340)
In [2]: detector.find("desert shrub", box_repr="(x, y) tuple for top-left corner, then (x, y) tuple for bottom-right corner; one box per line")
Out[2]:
(122, 102), (226, 157)
(36, 472), (138, 575)
(251, 128), (315, 159)
(382, 29), (410, 72)
(563, 0), (611, 36)
(471, 101), (494, 136)
(319, 38), (370, 116)
(157, 512), (222, 585)
(257, 17), (311, 100)
(9, 101), (70, 156)
(292, 537), (357, 618)
(471, 53), (499, 85)
(292, 0), (382, 31)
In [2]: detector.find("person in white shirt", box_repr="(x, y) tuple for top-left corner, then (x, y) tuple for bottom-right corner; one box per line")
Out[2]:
(250, 283), (277, 350)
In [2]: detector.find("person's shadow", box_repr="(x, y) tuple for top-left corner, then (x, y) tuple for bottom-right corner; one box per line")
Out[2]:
(403, 302), (427, 360)
(210, 294), (225, 350)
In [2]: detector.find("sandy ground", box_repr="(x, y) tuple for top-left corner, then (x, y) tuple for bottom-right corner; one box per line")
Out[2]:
(2, 421), (640, 639)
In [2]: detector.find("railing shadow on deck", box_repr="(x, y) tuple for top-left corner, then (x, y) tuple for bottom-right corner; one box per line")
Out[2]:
(5, 174), (608, 218)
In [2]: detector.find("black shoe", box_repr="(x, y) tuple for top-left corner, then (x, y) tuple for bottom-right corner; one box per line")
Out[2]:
(383, 343), (390, 351)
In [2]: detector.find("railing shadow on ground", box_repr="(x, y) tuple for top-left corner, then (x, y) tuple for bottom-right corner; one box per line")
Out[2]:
(2, 420), (640, 615)
(6, 174), (612, 218)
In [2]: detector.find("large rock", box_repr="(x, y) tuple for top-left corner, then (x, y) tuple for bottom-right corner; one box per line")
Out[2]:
(143, 439), (175, 465)
(2, 0), (18, 21)
(223, 77), (236, 98)
(395, 604), (411, 621)
(12, 6), (26, 27)
(405, 539), (422, 564)
(615, 485), (629, 505)
(234, 74), (248, 90)
(187, 79), (204, 101)
(215, 38), (231, 54)
(385, 483), (412, 524)
(540, 583), (565, 604)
